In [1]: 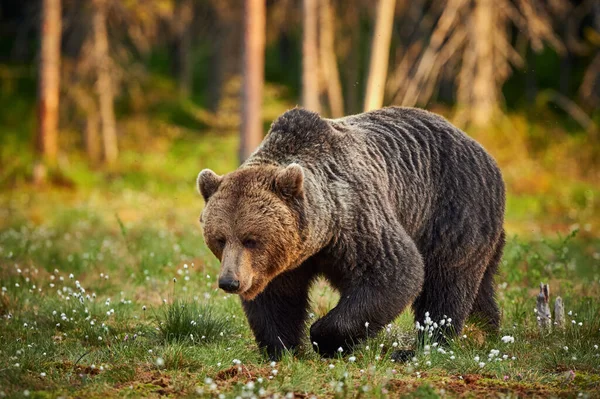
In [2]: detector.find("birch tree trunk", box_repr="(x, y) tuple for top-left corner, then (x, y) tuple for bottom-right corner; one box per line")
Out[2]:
(239, 0), (265, 163)
(93, 0), (118, 165)
(364, 0), (396, 112)
(319, 0), (344, 117)
(302, 0), (320, 113)
(37, 0), (61, 166)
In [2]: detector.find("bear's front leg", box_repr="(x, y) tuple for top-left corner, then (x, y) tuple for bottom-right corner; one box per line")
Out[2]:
(310, 233), (424, 357)
(309, 283), (413, 356)
(241, 265), (314, 360)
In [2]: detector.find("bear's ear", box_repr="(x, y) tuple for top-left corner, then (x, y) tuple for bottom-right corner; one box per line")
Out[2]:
(197, 169), (222, 202)
(275, 163), (304, 199)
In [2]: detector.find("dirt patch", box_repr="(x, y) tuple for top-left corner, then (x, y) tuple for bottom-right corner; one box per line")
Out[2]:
(54, 361), (100, 376)
(214, 365), (269, 383)
(113, 368), (178, 396)
(388, 375), (581, 398)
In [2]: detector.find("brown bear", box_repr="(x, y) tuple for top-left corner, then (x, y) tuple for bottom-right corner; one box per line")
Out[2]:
(197, 106), (505, 359)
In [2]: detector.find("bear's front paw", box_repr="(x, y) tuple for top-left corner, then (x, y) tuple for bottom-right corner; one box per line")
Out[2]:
(309, 319), (351, 357)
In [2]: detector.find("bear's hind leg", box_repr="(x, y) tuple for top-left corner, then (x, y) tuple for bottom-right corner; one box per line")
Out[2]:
(412, 249), (490, 344)
(469, 232), (505, 333)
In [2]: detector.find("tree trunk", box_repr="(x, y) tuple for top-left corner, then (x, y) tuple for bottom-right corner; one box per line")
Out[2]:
(319, 0), (344, 117)
(93, 0), (118, 165)
(239, 0), (265, 163)
(470, 0), (496, 126)
(85, 112), (101, 165)
(177, 0), (194, 99)
(302, 0), (320, 112)
(208, 2), (242, 114)
(37, 0), (61, 167)
(364, 0), (396, 112)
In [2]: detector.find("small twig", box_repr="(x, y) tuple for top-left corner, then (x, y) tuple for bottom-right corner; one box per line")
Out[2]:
(277, 335), (288, 353)
(74, 349), (93, 366)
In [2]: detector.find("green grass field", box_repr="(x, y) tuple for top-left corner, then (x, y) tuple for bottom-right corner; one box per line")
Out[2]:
(1, 131), (599, 398)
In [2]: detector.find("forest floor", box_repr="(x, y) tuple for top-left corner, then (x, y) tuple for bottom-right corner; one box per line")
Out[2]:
(1, 129), (599, 398)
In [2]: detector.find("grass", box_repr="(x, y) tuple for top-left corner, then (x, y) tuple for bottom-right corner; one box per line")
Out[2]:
(1, 175), (599, 398)
(0, 108), (599, 397)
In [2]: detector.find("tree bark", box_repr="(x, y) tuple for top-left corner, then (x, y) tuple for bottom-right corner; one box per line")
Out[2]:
(470, 0), (497, 126)
(93, 0), (118, 165)
(177, 0), (194, 99)
(364, 0), (396, 112)
(208, 2), (242, 114)
(319, 0), (344, 117)
(37, 0), (62, 166)
(554, 296), (565, 330)
(85, 112), (101, 165)
(302, 0), (320, 113)
(239, 0), (265, 163)
(536, 283), (552, 332)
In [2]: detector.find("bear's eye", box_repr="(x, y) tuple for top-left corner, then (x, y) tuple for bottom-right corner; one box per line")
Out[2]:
(215, 238), (226, 249)
(242, 238), (258, 249)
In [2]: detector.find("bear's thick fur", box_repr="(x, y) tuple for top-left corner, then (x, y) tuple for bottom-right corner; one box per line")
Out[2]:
(197, 106), (505, 359)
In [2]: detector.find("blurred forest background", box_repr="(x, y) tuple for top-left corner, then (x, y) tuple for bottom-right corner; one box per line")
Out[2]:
(0, 0), (599, 236)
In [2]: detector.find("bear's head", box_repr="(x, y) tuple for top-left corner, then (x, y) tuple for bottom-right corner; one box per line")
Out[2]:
(197, 164), (306, 300)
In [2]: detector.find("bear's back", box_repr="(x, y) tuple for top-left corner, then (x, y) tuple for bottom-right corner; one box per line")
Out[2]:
(249, 106), (504, 247)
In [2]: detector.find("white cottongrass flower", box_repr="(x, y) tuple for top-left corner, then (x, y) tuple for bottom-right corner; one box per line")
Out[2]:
(156, 357), (165, 367)
(501, 335), (515, 344)
(364, 322), (369, 328)
(348, 356), (356, 362)
(479, 362), (486, 368)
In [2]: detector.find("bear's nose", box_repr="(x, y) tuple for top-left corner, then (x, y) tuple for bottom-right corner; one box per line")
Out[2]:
(218, 277), (240, 293)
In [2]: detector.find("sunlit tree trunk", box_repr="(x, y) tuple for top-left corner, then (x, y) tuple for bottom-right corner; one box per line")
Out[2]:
(239, 0), (265, 163)
(37, 0), (61, 167)
(302, 0), (320, 112)
(470, 0), (496, 126)
(364, 0), (396, 111)
(93, 0), (118, 165)
(319, 0), (344, 117)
